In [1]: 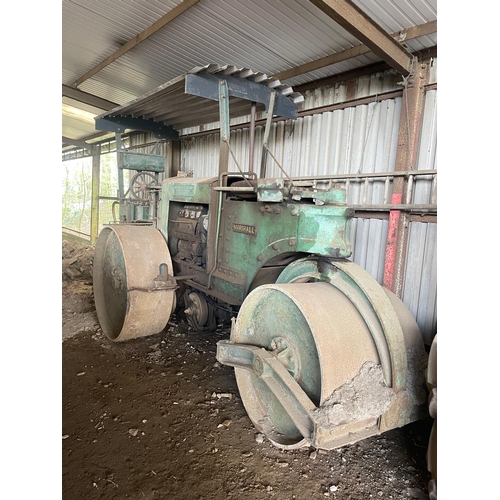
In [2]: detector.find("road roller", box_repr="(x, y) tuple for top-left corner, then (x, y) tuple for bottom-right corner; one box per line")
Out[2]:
(93, 65), (429, 451)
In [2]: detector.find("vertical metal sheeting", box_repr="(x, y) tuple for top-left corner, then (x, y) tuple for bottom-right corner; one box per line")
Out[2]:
(402, 87), (438, 344)
(403, 222), (437, 346)
(177, 70), (437, 341)
(180, 98), (401, 178)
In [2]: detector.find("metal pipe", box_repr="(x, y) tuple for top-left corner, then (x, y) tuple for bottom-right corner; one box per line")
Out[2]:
(208, 189), (223, 289)
(290, 169), (437, 181)
(249, 102), (256, 172)
(62, 226), (91, 237)
(90, 144), (101, 244)
(218, 80), (230, 176)
(260, 92), (276, 178)
(115, 134), (126, 221)
(351, 204), (437, 212)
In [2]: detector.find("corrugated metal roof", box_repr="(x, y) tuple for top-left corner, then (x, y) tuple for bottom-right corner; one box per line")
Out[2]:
(62, 0), (437, 146)
(95, 63), (304, 133)
(62, 0), (183, 85)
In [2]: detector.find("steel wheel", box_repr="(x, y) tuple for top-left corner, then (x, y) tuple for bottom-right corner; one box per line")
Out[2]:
(232, 281), (380, 449)
(184, 291), (210, 331)
(227, 257), (428, 450)
(93, 225), (176, 341)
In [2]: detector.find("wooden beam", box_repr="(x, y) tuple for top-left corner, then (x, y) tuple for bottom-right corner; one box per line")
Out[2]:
(273, 20), (436, 81)
(71, 0), (199, 88)
(308, 0), (414, 75)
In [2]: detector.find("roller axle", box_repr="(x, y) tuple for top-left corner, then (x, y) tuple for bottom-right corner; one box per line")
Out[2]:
(216, 338), (420, 450)
(217, 340), (316, 442)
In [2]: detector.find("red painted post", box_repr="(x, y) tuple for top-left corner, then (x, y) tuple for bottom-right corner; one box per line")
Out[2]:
(383, 193), (402, 290)
(383, 59), (430, 296)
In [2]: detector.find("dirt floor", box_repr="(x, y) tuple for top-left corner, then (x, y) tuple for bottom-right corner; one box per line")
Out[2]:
(62, 239), (433, 500)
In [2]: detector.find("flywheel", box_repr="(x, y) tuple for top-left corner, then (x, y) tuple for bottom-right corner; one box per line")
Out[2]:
(129, 172), (158, 201)
(216, 257), (428, 450)
(93, 225), (176, 342)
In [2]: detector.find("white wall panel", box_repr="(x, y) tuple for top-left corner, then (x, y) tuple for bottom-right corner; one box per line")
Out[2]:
(350, 217), (388, 284)
(402, 222), (437, 344)
(413, 89), (437, 205)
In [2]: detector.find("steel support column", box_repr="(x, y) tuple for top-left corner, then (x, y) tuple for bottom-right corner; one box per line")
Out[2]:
(218, 80), (230, 176)
(90, 144), (101, 244)
(115, 134), (126, 221)
(383, 59), (430, 296)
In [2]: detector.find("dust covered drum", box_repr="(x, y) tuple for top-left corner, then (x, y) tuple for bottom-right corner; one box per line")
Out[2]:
(216, 258), (428, 450)
(93, 225), (176, 342)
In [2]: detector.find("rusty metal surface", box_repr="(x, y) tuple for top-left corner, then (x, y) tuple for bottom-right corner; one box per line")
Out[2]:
(426, 334), (437, 499)
(93, 225), (176, 341)
(219, 258), (428, 450)
(276, 258), (401, 389)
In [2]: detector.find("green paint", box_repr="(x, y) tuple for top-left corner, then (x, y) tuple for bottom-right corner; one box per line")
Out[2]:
(215, 192), (353, 298)
(160, 177), (215, 236)
(256, 178), (285, 202)
(118, 151), (165, 172)
(162, 177), (214, 204)
(160, 174), (353, 305)
(297, 205), (353, 257)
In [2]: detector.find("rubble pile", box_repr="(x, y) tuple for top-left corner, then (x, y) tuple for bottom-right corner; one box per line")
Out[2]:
(62, 240), (94, 282)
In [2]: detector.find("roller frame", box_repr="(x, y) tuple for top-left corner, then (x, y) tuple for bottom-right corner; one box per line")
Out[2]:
(216, 257), (427, 450)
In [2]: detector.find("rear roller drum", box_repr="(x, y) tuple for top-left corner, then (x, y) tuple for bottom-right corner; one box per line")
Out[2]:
(93, 225), (176, 342)
(216, 257), (428, 450)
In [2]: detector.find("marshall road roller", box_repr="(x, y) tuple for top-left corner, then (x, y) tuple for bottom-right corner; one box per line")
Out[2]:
(92, 64), (428, 451)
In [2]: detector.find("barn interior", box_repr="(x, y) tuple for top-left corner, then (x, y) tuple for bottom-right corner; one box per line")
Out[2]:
(6, 2), (494, 499)
(61, 1), (441, 498)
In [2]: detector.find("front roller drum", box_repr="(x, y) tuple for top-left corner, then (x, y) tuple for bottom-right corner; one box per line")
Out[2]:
(93, 225), (176, 342)
(216, 258), (428, 450)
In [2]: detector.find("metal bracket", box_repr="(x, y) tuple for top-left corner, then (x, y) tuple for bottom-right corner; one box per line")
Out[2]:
(185, 73), (298, 119)
(216, 339), (387, 450)
(95, 116), (179, 140)
(152, 263), (178, 291)
(259, 92), (276, 179)
(216, 340), (316, 441)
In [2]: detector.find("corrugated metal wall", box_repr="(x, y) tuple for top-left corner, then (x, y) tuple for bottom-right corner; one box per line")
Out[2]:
(402, 84), (437, 345)
(181, 97), (402, 177)
(178, 67), (437, 341)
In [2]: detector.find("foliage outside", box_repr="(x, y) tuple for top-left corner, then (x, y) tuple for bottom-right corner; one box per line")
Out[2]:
(62, 153), (129, 237)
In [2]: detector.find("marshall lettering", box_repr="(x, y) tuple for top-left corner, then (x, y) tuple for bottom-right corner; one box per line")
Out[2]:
(232, 223), (257, 236)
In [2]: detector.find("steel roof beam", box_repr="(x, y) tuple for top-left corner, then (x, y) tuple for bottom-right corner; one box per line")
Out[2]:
(94, 115), (179, 140)
(62, 85), (118, 110)
(274, 20), (436, 81)
(62, 136), (95, 151)
(308, 0), (414, 76)
(185, 73), (299, 119)
(71, 0), (200, 88)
